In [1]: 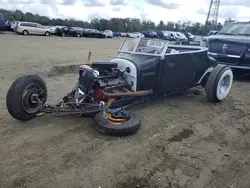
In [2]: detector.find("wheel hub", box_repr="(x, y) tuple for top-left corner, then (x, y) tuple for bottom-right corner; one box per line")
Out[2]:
(22, 84), (45, 114)
(106, 110), (131, 124)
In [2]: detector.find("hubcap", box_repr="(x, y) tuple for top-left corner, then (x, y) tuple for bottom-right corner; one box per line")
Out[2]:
(218, 74), (230, 96)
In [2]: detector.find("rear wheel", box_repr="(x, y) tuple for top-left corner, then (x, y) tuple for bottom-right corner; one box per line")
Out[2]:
(76, 33), (81, 37)
(6, 75), (47, 121)
(93, 110), (141, 136)
(22, 30), (29, 36)
(205, 65), (233, 102)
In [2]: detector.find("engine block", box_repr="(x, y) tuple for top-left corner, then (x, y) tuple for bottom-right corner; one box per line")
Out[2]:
(98, 77), (126, 88)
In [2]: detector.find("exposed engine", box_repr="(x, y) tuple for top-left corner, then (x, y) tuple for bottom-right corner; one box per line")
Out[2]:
(74, 63), (130, 105)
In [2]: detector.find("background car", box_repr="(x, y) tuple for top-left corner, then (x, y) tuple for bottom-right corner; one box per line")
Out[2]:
(154, 30), (172, 40)
(48, 26), (64, 34)
(184, 32), (195, 41)
(82, 29), (106, 38)
(15, 21), (51, 36)
(5, 20), (12, 31)
(207, 30), (218, 36)
(127, 32), (144, 38)
(139, 30), (158, 38)
(204, 21), (250, 72)
(103, 30), (113, 38)
(165, 31), (189, 43)
(54, 26), (82, 37)
(113, 32), (121, 37)
(0, 13), (6, 31)
(120, 32), (128, 37)
(11, 21), (19, 32)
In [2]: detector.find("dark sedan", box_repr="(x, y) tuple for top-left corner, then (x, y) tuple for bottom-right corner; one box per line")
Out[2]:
(0, 13), (6, 31)
(54, 26), (82, 37)
(139, 30), (158, 38)
(82, 29), (106, 38)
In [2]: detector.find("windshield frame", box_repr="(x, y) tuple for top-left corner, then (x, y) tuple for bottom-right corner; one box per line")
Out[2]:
(218, 22), (250, 35)
(118, 38), (169, 58)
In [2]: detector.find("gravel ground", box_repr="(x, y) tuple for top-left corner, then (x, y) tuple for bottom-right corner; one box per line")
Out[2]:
(0, 33), (250, 188)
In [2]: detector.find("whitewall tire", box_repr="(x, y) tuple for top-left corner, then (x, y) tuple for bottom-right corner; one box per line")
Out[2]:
(205, 65), (233, 102)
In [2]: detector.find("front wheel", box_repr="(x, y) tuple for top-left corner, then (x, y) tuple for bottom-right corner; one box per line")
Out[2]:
(6, 75), (47, 121)
(45, 31), (50, 36)
(205, 65), (233, 102)
(93, 110), (141, 136)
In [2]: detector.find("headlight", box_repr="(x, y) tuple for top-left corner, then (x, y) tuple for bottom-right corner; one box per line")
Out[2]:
(200, 40), (207, 47)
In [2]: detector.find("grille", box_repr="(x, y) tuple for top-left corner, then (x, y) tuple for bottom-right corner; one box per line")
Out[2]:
(209, 42), (244, 56)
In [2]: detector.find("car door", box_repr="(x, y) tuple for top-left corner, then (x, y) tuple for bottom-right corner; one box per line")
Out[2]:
(36, 24), (45, 35)
(160, 51), (206, 93)
(29, 23), (39, 34)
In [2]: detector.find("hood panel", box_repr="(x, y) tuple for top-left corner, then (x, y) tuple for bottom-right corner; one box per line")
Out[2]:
(207, 34), (250, 43)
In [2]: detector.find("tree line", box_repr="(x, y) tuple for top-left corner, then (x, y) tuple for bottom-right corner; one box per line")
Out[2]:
(1, 8), (234, 35)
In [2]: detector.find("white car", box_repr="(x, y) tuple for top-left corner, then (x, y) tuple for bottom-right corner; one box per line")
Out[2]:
(16, 22), (51, 36)
(164, 31), (188, 42)
(186, 32), (195, 41)
(128, 32), (144, 38)
(48, 26), (64, 34)
(103, 30), (113, 38)
(11, 21), (19, 31)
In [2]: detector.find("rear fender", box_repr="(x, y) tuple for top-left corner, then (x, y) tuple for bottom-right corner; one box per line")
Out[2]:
(197, 67), (214, 86)
(197, 56), (218, 85)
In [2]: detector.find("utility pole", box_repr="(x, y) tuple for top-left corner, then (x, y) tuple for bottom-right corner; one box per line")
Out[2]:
(204, 0), (220, 35)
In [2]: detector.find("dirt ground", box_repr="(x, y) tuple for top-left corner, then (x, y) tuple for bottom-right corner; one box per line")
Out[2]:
(0, 33), (250, 188)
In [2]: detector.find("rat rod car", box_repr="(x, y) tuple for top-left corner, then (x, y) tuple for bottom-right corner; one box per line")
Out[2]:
(6, 38), (233, 136)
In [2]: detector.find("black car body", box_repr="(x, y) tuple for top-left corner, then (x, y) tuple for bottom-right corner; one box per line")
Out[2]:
(6, 38), (234, 136)
(0, 13), (6, 31)
(154, 30), (172, 40)
(140, 31), (158, 38)
(5, 20), (12, 31)
(82, 29), (106, 38)
(202, 22), (250, 70)
(54, 26), (82, 37)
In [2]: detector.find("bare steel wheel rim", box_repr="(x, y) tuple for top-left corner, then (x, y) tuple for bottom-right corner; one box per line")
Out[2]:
(22, 83), (46, 114)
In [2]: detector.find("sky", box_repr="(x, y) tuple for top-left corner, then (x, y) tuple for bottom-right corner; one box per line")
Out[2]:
(0, 0), (250, 24)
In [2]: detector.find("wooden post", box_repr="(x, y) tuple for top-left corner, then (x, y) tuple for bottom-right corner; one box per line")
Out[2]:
(87, 51), (92, 66)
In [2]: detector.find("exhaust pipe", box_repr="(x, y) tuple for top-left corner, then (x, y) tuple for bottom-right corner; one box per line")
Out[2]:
(102, 89), (153, 97)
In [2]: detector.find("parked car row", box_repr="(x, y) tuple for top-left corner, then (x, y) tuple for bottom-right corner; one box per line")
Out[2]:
(2, 19), (196, 43)
(3, 20), (113, 38)
(113, 30), (196, 43)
